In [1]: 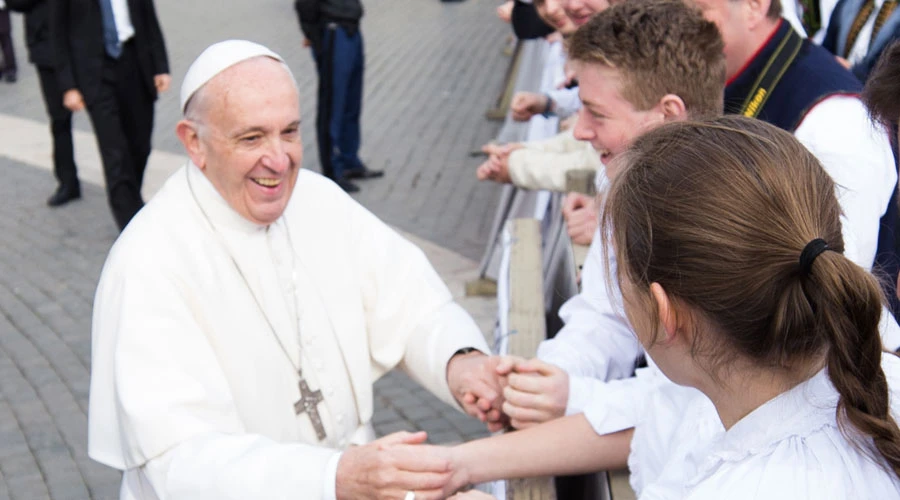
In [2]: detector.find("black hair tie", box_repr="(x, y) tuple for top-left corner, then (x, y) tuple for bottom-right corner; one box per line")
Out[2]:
(799, 238), (829, 276)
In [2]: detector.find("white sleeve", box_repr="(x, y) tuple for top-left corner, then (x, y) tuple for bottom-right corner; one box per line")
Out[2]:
(508, 144), (601, 192)
(91, 258), (345, 500)
(347, 194), (489, 409)
(138, 433), (341, 500)
(536, 228), (644, 408)
(793, 95), (897, 271)
(547, 86), (581, 118)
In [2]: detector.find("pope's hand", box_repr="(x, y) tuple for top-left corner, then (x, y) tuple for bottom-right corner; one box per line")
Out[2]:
(562, 192), (598, 246)
(63, 89), (85, 112)
(335, 431), (453, 500)
(510, 92), (549, 122)
(495, 357), (569, 429)
(447, 352), (508, 432)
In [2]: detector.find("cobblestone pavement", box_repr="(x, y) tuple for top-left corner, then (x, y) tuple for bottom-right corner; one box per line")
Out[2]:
(0, 0), (509, 497)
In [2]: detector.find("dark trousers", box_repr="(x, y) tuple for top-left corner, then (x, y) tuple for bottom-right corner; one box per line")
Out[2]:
(37, 65), (78, 190)
(85, 41), (154, 230)
(314, 23), (364, 181)
(0, 9), (15, 74)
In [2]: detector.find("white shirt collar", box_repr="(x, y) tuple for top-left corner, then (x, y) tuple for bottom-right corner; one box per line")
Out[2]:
(186, 161), (271, 235)
(685, 366), (840, 487)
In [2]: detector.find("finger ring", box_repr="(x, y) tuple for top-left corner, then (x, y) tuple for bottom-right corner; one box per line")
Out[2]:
(404, 492), (416, 500)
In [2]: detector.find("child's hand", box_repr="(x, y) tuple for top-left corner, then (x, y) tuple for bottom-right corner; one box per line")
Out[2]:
(495, 357), (570, 429)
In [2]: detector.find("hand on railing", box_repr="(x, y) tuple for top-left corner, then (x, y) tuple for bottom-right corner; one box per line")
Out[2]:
(476, 143), (523, 185)
(495, 356), (569, 429)
(562, 192), (598, 246)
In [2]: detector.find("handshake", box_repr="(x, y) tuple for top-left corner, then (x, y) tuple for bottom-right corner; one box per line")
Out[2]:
(335, 355), (571, 500)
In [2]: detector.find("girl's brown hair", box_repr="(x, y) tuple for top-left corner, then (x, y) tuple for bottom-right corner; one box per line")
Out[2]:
(603, 115), (900, 475)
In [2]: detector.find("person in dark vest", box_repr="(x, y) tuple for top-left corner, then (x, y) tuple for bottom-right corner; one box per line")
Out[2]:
(864, 41), (900, 307)
(694, 0), (900, 323)
(50, 0), (171, 230)
(822, 0), (900, 82)
(294, 0), (382, 193)
(7, 0), (80, 206)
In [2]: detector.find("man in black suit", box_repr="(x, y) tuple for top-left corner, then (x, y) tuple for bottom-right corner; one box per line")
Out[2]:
(8, 0), (78, 205)
(50, 0), (170, 229)
(0, 1), (18, 82)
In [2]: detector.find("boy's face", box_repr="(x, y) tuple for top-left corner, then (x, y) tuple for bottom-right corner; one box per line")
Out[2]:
(573, 64), (665, 179)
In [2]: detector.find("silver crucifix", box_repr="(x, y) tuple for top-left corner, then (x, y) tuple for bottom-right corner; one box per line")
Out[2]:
(294, 369), (327, 441)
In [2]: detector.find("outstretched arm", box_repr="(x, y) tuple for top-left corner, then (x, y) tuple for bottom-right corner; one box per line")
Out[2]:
(449, 415), (633, 488)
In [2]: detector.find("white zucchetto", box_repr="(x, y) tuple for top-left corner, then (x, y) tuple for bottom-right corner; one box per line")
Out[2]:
(180, 40), (284, 113)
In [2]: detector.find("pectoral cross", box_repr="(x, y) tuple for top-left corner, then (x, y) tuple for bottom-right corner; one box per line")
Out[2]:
(294, 370), (327, 441)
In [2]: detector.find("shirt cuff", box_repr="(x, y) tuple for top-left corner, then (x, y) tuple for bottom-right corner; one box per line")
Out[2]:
(322, 451), (343, 500)
(566, 375), (592, 415)
(581, 378), (642, 436)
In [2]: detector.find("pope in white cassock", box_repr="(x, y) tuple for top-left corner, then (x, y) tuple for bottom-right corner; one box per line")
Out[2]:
(87, 40), (501, 500)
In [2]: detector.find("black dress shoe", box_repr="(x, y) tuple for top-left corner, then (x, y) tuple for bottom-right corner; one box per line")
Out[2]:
(344, 166), (384, 180)
(337, 178), (360, 193)
(4, 71), (16, 83)
(47, 186), (81, 207)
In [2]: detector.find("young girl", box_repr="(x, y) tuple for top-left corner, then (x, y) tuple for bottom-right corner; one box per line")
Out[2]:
(445, 116), (900, 499)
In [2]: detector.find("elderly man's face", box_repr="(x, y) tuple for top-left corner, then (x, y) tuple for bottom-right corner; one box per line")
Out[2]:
(194, 58), (303, 225)
(691, 0), (748, 79)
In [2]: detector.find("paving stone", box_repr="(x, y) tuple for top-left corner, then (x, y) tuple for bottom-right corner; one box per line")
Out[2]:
(426, 430), (465, 446)
(370, 408), (402, 426)
(397, 402), (443, 422)
(413, 417), (456, 436)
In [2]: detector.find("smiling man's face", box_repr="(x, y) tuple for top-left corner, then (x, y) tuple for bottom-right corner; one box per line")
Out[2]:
(194, 58), (303, 225)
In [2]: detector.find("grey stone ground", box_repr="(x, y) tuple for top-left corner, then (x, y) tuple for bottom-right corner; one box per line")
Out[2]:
(0, 0), (511, 497)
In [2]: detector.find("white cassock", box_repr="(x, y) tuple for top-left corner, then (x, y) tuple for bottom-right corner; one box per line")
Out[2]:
(89, 163), (489, 499)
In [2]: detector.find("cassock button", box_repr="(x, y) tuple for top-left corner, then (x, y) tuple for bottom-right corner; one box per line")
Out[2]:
(314, 361), (324, 370)
(326, 387), (334, 396)
(336, 414), (345, 424)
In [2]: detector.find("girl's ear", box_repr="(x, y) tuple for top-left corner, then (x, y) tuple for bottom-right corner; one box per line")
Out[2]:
(650, 282), (677, 342)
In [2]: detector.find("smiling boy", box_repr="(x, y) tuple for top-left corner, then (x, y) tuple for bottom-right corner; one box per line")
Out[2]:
(497, 0), (727, 431)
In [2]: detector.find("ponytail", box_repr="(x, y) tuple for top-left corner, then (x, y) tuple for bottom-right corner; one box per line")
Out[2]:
(604, 115), (900, 478)
(806, 252), (900, 476)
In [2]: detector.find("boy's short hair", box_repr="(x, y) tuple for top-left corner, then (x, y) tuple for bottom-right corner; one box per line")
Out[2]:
(568, 0), (725, 117)
(864, 40), (900, 127)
